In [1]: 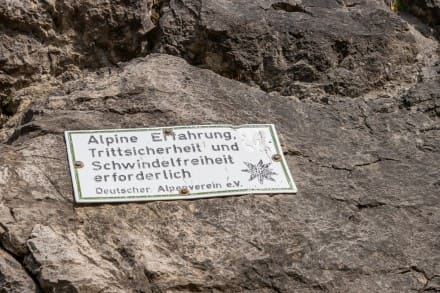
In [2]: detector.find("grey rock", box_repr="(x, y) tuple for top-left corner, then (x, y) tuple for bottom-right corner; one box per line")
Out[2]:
(0, 53), (439, 292)
(152, 0), (419, 97)
(401, 78), (440, 117)
(24, 225), (126, 292)
(0, 0), (154, 94)
(0, 247), (37, 292)
(402, 0), (440, 35)
(0, 0), (439, 291)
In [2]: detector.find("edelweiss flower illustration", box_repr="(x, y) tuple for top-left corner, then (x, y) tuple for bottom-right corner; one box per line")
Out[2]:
(242, 160), (277, 184)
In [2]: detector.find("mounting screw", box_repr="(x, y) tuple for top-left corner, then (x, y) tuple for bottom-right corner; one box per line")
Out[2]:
(272, 154), (282, 162)
(163, 128), (174, 136)
(74, 161), (84, 168)
(179, 188), (190, 195)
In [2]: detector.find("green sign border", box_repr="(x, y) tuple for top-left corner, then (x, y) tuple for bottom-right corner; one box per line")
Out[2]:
(65, 124), (296, 202)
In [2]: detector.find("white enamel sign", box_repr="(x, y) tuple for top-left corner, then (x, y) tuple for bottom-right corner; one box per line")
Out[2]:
(65, 124), (297, 203)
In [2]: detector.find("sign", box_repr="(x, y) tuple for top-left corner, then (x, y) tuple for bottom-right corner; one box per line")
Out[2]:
(65, 124), (297, 203)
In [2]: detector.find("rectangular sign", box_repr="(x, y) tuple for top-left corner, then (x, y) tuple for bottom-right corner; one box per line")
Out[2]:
(65, 124), (297, 203)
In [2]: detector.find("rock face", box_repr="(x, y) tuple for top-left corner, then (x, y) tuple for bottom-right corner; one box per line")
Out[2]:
(0, 0), (439, 292)
(0, 0), (154, 95)
(0, 247), (36, 292)
(402, 0), (440, 35)
(154, 0), (419, 97)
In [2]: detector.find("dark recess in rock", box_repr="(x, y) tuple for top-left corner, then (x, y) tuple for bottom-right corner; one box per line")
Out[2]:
(401, 0), (440, 36)
(271, 2), (310, 14)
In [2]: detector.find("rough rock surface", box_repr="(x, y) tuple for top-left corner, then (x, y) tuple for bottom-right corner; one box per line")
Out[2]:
(402, 0), (440, 35)
(153, 0), (419, 97)
(0, 0), (439, 292)
(0, 246), (36, 292)
(0, 0), (154, 95)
